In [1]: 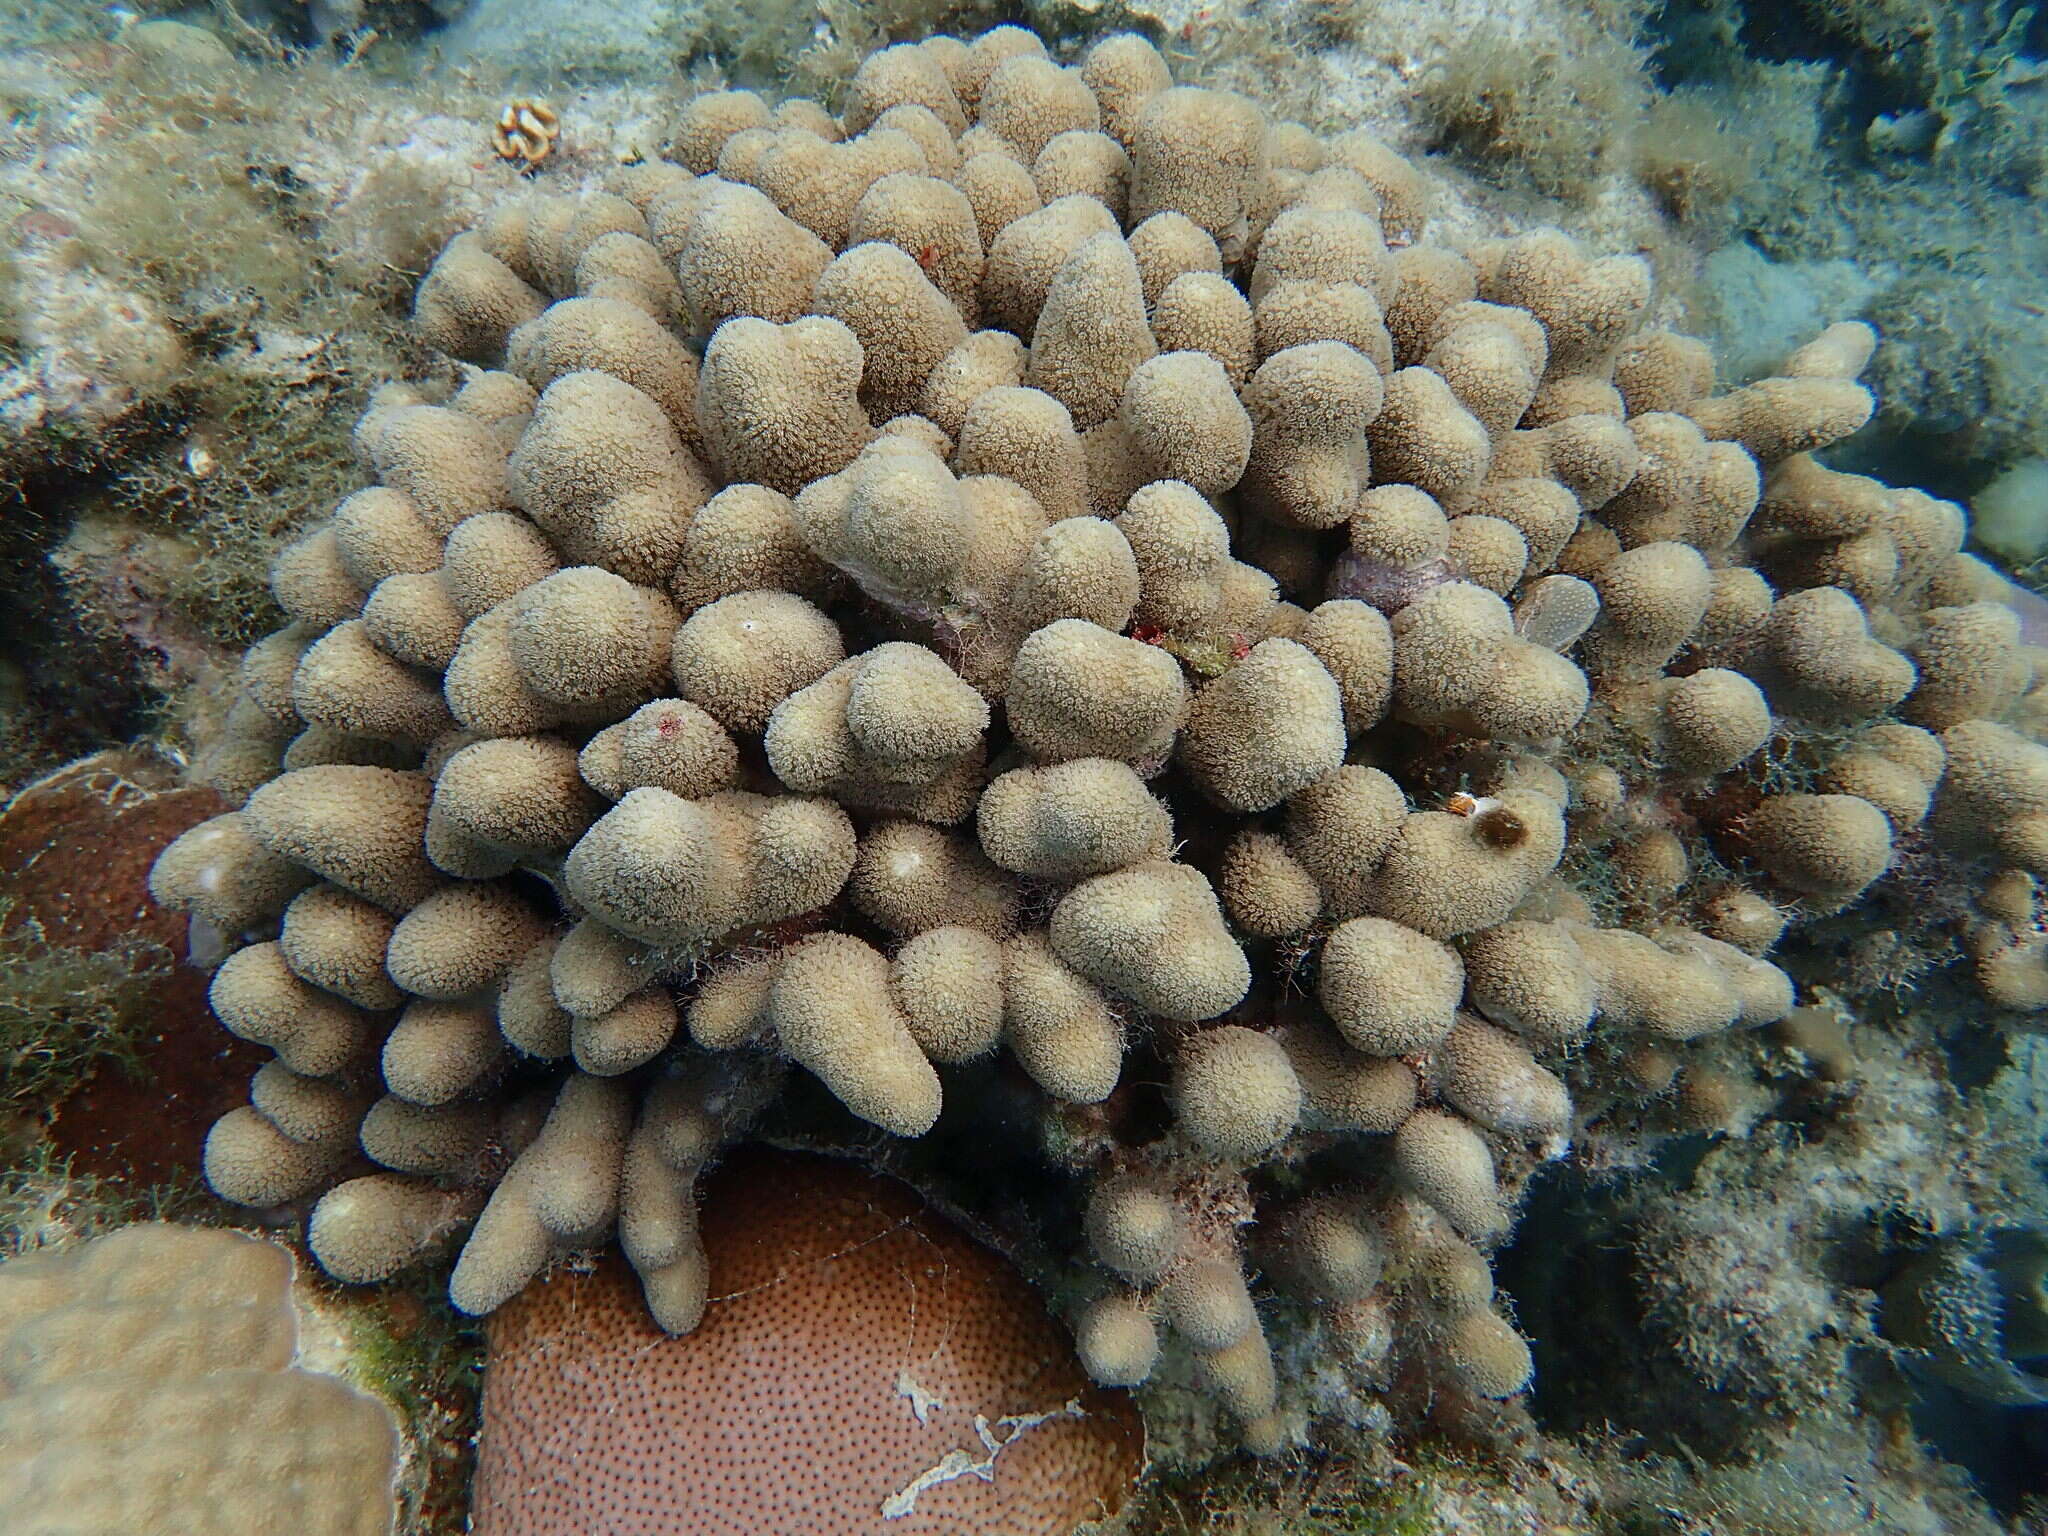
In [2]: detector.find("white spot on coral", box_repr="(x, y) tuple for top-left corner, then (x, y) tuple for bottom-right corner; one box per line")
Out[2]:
(186, 914), (229, 968)
(894, 1368), (941, 1425)
(881, 1398), (1087, 1519)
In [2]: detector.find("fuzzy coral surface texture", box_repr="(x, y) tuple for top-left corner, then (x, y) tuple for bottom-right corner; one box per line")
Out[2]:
(143, 22), (2048, 1463)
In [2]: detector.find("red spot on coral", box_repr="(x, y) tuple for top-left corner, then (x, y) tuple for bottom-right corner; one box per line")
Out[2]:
(12, 210), (75, 244)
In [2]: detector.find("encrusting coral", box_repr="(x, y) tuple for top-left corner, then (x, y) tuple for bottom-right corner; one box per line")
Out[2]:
(141, 24), (2048, 1463)
(0, 1224), (401, 1534)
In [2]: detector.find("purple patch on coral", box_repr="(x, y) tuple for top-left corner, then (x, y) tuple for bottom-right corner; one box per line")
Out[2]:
(1997, 574), (2048, 648)
(1327, 550), (1462, 615)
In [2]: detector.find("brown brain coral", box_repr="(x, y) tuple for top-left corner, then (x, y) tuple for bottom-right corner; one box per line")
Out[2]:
(470, 1148), (1142, 1536)
(143, 24), (2038, 1467)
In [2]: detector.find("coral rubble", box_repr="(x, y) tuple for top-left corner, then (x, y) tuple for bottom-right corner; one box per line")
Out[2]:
(136, 23), (2048, 1473)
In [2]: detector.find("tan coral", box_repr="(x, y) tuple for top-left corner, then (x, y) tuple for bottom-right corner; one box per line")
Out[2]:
(1219, 829), (1322, 937)
(1614, 329), (1715, 415)
(1241, 341), (1381, 529)
(981, 194), (1117, 336)
(1423, 317), (1539, 439)
(794, 437), (987, 613)
(1393, 1110), (1505, 1241)
(852, 820), (1017, 939)
(563, 788), (855, 948)
(953, 385), (1090, 520)
(1180, 638), (1346, 812)
(1003, 514), (1142, 635)
(509, 297), (700, 441)
(1172, 1025), (1302, 1160)
(1118, 350), (1255, 497)
(1025, 231), (1157, 431)
(1819, 723), (1944, 830)
(1051, 860), (1251, 1020)
(750, 126), (931, 252)
(768, 933), (942, 1136)
(1284, 763), (1408, 919)
(765, 642), (989, 820)
(1006, 618), (1189, 767)
(1001, 930), (1123, 1101)
(1320, 916), (1464, 1054)
(507, 370), (710, 586)
(1366, 367), (1491, 505)
(1935, 720), (2048, 877)
(1326, 130), (1428, 240)
(1579, 542), (1712, 676)
(672, 483), (832, 611)
(670, 590), (844, 733)
(0, 1226), (401, 1534)
(1905, 603), (2030, 729)
(844, 43), (967, 137)
(695, 316), (872, 495)
(1744, 793), (1894, 899)
(1477, 230), (1650, 378)
(1761, 585), (1916, 721)
(414, 234), (547, 367)
(812, 242), (970, 423)
(979, 55), (1101, 162)
(136, 26), (2040, 1469)
(977, 757), (1170, 877)
(955, 151), (1044, 252)
(1654, 668), (1772, 775)
(1367, 790), (1567, 938)
(1128, 87), (1269, 257)
(1692, 376), (1875, 463)
(891, 925), (1006, 1062)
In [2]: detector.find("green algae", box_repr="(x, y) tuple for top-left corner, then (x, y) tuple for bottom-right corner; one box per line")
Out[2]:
(327, 1280), (485, 1536)
(1415, 16), (1649, 200)
(0, 1138), (217, 1259)
(0, 898), (171, 1113)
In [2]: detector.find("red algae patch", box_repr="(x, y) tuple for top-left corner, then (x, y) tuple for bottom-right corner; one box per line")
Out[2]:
(472, 1146), (1144, 1536)
(0, 749), (264, 1180)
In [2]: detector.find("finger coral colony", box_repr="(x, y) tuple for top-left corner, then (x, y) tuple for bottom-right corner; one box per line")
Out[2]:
(128, 18), (2048, 1483)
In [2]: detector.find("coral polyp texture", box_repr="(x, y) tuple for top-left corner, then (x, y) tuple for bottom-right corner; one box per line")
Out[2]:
(0, 1224), (401, 1534)
(144, 25), (2048, 1460)
(470, 1147), (1142, 1535)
